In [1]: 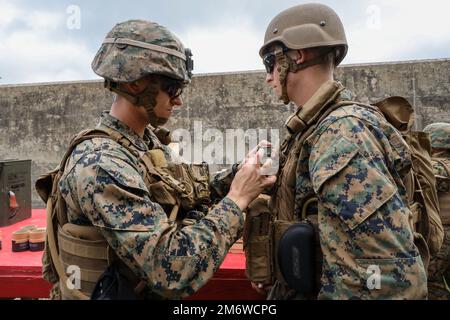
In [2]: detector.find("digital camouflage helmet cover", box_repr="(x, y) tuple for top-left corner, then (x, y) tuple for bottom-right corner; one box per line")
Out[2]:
(424, 123), (450, 150)
(91, 20), (194, 126)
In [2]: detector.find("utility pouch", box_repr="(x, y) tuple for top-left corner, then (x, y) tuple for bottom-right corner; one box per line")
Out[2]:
(243, 195), (273, 285)
(90, 263), (141, 300)
(272, 219), (295, 285)
(169, 163), (210, 210)
(148, 181), (178, 206)
(277, 221), (316, 294)
(186, 163), (210, 201)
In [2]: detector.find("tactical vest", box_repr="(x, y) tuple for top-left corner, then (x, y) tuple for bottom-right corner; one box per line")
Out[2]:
(433, 158), (450, 225)
(270, 81), (353, 292)
(243, 80), (444, 295)
(36, 125), (211, 300)
(244, 81), (351, 291)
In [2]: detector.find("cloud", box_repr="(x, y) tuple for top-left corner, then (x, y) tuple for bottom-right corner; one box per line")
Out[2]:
(0, 0), (449, 84)
(181, 15), (264, 73)
(344, 0), (450, 64)
(1, 30), (93, 83)
(0, 1), (95, 84)
(0, 0), (19, 28)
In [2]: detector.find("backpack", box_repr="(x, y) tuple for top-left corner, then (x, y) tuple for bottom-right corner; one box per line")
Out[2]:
(374, 97), (444, 267)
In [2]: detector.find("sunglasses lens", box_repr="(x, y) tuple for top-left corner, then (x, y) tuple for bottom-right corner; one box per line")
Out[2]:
(171, 86), (183, 98)
(263, 53), (275, 74)
(163, 80), (184, 99)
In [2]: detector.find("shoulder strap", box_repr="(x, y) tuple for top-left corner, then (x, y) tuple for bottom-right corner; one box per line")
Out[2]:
(274, 98), (365, 216)
(289, 100), (368, 216)
(47, 127), (156, 299)
(45, 128), (123, 300)
(60, 129), (116, 170)
(291, 99), (374, 155)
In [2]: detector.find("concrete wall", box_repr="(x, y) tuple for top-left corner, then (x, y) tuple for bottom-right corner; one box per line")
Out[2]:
(1, 58), (449, 207)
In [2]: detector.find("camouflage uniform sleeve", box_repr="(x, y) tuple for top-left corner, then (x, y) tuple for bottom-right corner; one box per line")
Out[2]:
(308, 115), (427, 299)
(70, 149), (244, 299)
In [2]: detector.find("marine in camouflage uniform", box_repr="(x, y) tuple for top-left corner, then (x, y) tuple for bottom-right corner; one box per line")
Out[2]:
(40, 20), (275, 299)
(255, 4), (427, 299)
(58, 113), (245, 298)
(424, 123), (450, 300)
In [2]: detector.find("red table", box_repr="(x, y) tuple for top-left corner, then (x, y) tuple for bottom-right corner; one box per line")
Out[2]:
(0, 210), (264, 300)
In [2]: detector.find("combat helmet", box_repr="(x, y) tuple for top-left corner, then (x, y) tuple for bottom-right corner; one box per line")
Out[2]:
(91, 20), (194, 126)
(423, 122), (450, 150)
(260, 3), (348, 104)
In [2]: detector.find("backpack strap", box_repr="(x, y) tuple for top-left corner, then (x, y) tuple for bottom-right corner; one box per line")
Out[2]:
(275, 83), (371, 201)
(44, 127), (149, 299)
(432, 157), (450, 225)
(291, 99), (378, 216)
(44, 129), (117, 299)
(276, 92), (370, 219)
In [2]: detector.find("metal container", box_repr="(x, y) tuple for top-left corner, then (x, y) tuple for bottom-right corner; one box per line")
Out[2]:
(0, 160), (32, 227)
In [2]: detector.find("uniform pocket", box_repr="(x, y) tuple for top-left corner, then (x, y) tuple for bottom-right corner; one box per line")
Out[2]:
(311, 135), (360, 193)
(311, 135), (398, 231)
(355, 255), (427, 299)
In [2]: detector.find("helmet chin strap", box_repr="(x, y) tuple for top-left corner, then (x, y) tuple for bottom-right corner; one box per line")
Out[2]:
(146, 109), (169, 127)
(105, 79), (168, 127)
(275, 49), (291, 105)
(274, 47), (334, 105)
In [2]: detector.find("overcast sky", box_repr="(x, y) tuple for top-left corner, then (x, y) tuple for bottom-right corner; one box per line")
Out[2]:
(0, 0), (449, 84)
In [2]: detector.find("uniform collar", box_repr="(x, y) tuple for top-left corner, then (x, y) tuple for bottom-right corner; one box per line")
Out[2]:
(284, 80), (350, 135)
(97, 111), (151, 151)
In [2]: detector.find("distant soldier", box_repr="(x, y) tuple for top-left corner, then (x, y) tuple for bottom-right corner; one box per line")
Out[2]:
(424, 122), (450, 300)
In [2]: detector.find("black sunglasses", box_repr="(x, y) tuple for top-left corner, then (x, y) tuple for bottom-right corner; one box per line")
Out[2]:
(262, 47), (288, 74)
(263, 52), (276, 74)
(160, 77), (185, 99)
